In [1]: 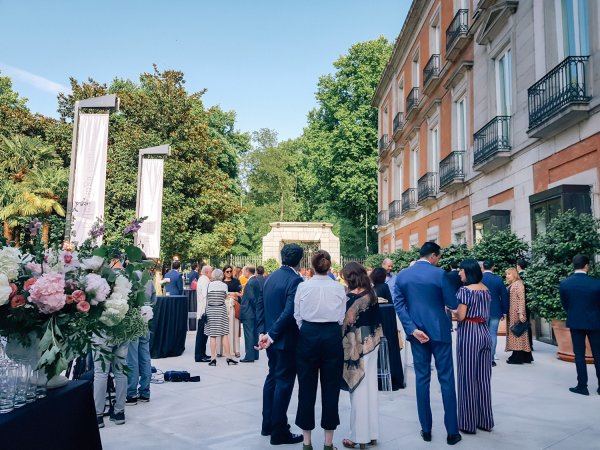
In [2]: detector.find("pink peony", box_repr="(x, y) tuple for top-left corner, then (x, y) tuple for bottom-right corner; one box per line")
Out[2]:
(65, 294), (73, 304)
(28, 272), (66, 314)
(72, 290), (86, 303)
(23, 278), (37, 291)
(11, 294), (26, 308)
(76, 301), (91, 313)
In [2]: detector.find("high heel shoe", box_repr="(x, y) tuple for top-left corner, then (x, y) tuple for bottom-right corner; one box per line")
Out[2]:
(208, 359), (216, 366)
(226, 358), (238, 365)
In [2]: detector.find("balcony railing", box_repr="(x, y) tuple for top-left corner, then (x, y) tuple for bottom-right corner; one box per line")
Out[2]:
(377, 209), (388, 226)
(423, 54), (440, 88)
(406, 87), (420, 115)
(528, 55), (590, 130)
(393, 112), (405, 135)
(446, 9), (469, 54)
(378, 134), (389, 154)
(401, 188), (417, 213)
(439, 151), (465, 190)
(389, 200), (402, 220)
(417, 172), (438, 203)
(473, 116), (511, 167)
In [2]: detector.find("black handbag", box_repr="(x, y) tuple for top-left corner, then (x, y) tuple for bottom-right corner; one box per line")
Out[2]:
(510, 320), (529, 337)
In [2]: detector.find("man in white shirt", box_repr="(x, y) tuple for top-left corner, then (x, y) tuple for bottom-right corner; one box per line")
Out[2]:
(194, 265), (212, 362)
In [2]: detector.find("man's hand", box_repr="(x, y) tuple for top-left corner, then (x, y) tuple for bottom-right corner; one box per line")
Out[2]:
(412, 329), (430, 344)
(255, 333), (271, 350)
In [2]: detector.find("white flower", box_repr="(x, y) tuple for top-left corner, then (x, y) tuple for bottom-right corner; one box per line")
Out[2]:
(113, 275), (132, 298)
(99, 296), (129, 326)
(0, 274), (11, 306)
(81, 256), (105, 271)
(140, 305), (153, 323)
(85, 273), (111, 305)
(0, 247), (21, 281)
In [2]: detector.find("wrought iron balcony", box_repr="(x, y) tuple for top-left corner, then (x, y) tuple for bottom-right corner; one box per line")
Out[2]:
(401, 188), (418, 213)
(389, 200), (402, 220)
(473, 116), (511, 171)
(393, 112), (405, 137)
(439, 151), (465, 191)
(417, 172), (438, 204)
(527, 56), (591, 137)
(377, 209), (388, 226)
(378, 134), (389, 154)
(406, 87), (420, 116)
(423, 54), (440, 93)
(446, 9), (469, 60)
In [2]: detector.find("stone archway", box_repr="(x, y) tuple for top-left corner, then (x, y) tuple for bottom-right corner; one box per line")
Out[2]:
(262, 222), (340, 265)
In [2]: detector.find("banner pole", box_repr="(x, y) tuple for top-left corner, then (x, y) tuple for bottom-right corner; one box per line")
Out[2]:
(64, 100), (80, 242)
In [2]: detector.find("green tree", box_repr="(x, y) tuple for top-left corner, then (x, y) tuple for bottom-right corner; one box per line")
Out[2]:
(471, 229), (529, 277)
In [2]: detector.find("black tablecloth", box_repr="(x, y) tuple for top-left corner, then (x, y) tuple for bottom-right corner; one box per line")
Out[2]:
(0, 379), (102, 450)
(150, 295), (188, 358)
(185, 288), (198, 331)
(378, 303), (405, 390)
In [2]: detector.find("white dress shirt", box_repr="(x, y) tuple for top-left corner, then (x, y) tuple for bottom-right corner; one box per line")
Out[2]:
(293, 274), (346, 329)
(196, 274), (210, 318)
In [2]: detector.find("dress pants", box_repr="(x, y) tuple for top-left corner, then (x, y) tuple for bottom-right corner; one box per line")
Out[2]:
(262, 346), (296, 439)
(241, 317), (259, 361)
(571, 329), (600, 388)
(410, 337), (459, 435)
(93, 341), (128, 415)
(295, 322), (343, 431)
(349, 349), (379, 443)
(127, 333), (151, 398)
(194, 315), (209, 361)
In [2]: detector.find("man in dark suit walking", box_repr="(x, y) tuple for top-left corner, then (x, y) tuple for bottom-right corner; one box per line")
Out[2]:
(560, 255), (600, 396)
(164, 261), (183, 296)
(256, 244), (304, 445)
(240, 267), (260, 363)
(394, 242), (461, 445)
(481, 260), (509, 367)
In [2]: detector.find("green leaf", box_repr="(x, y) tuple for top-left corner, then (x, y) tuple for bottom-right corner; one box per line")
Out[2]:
(92, 246), (108, 257)
(125, 245), (143, 262)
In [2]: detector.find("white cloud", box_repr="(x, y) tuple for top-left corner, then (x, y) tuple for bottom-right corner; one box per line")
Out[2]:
(0, 63), (70, 95)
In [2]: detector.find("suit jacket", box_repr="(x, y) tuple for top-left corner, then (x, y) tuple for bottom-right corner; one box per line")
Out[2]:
(560, 273), (600, 330)
(393, 260), (458, 343)
(482, 271), (509, 318)
(445, 270), (463, 296)
(240, 276), (261, 321)
(164, 269), (183, 296)
(256, 266), (303, 351)
(188, 270), (199, 286)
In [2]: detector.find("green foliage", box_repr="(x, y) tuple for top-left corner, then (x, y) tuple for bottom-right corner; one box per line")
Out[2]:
(528, 210), (600, 320)
(438, 243), (472, 271)
(471, 229), (529, 277)
(364, 253), (387, 270)
(262, 258), (279, 274)
(390, 247), (420, 272)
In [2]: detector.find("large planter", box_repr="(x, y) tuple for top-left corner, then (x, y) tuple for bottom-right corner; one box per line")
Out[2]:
(551, 319), (594, 363)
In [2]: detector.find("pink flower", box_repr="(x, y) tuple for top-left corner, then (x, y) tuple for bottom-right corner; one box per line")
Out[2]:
(26, 262), (42, 274)
(72, 290), (86, 304)
(76, 301), (90, 313)
(28, 272), (66, 314)
(23, 278), (37, 291)
(11, 295), (26, 308)
(65, 295), (73, 304)
(9, 283), (17, 299)
(63, 253), (73, 264)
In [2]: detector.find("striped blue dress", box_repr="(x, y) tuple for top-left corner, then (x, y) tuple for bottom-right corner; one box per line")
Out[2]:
(456, 286), (494, 433)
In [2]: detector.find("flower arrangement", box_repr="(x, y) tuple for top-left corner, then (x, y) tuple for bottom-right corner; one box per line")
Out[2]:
(0, 218), (153, 379)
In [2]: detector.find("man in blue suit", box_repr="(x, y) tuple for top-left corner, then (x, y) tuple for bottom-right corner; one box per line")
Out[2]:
(240, 267), (260, 363)
(560, 255), (600, 396)
(164, 261), (183, 296)
(256, 244), (304, 445)
(481, 260), (509, 367)
(394, 242), (461, 445)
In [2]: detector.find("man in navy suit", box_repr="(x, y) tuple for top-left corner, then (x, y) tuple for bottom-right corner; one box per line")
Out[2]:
(256, 244), (304, 445)
(394, 242), (461, 445)
(164, 261), (183, 296)
(481, 260), (509, 367)
(240, 267), (260, 363)
(560, 255), (600, 396)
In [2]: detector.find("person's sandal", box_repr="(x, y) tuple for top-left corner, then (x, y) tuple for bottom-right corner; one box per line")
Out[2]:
(303, 444), (313, 450)
(342, 439), (365, 449)
(324, 445), (338, 450)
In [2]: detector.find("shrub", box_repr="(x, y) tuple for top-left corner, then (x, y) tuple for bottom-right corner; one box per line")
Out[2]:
(438, 243), (472, 271)
(262, 258), (280, 275)
(471, 229), (529, 277)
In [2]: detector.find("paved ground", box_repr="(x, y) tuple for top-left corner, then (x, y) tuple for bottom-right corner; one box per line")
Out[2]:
(100, 332), (600, 450)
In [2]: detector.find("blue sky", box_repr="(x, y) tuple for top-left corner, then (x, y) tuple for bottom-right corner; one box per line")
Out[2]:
(0, 1), (409, 141)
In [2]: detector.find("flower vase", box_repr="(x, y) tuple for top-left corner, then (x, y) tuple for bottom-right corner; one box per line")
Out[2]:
(5, 333), (69, 389)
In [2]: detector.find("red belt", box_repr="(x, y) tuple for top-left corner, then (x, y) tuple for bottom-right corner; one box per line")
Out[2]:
(463, 317), (486, 324)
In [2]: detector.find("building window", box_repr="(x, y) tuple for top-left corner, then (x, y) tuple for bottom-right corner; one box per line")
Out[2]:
(430, 13), (441, 55)
(455, 96), (467, 151)
(559, 0), (589, 58)
(411, 146), (420, 188)
(454, 231), (466, 244)
(429, 126), (440, 172)
(495, 48), (513, 116)
(473, 210), (511, 243)
(398, 79), (404, 113)
(412, 51), (420, 88)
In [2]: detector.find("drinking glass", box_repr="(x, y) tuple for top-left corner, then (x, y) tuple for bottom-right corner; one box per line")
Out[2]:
(35, 369), (48, 399)
(13, 362), (30, 408)
(0, 365), (16, 413)
(26, 367), (37, 403)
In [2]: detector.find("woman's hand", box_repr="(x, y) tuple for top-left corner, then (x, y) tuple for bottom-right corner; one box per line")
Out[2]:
(519, 313), (526, 322)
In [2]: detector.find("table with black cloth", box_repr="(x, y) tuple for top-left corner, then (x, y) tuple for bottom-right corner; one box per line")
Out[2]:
(378, 303), (405, 390)
(184, 288), (198, 331)
(0, 379), (102, 450)
(150, 295), (188, 359)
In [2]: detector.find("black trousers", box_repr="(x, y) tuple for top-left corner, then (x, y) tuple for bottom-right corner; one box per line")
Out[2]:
(241, 317), (259, 361)
(295, 322), (343, 431)
(263, 347), (296, 439)
(194, 315), (208, 361)
(571, 329), (600, 388)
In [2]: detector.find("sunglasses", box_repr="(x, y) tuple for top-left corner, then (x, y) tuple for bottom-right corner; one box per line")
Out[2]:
(224, 270), (232, 273)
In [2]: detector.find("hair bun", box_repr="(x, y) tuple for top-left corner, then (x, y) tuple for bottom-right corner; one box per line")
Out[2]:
(311, 250), (331, 274)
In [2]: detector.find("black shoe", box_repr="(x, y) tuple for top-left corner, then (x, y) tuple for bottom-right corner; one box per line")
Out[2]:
(217, 353), (223, 357)
(506, 359), (522, 365)
(569, 386), (589, 396)
(491, 361), (497, 367)
(447, 434), (462, 445)
(200, 356), (212, 362)
(97, 415), (105, 428)
(270, 432), (303, 445)
(420, 430), (432, 442)
(125, 396), (138, 405)
(240, 359), (255, 363)
(138, 395), (150, 403)
(226, 358), (238, 365)
(110, 410), (126, 425)
(208, 359), (216, 366)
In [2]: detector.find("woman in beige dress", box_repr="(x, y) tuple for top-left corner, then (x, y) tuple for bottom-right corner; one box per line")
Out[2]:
(505, 268), (533, 364)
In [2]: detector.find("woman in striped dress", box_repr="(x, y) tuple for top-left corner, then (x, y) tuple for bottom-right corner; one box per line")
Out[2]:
(455, 259), (494, 435)
(204, 269), (238, 366)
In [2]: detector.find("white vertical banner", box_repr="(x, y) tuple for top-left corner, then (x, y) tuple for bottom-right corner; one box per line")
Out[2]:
(137, 159), (164, 258)
(71, 113), (109, 244)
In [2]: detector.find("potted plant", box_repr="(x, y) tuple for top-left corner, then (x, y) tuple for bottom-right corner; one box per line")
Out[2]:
(528, 210), (600, 362)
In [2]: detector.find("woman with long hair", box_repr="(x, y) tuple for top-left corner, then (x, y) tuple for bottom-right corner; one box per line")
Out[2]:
(220, 264), (242, 358)
(204, 269), (238, 366)
(341, 262), (383, 450)
(505, 267), (533, 364)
